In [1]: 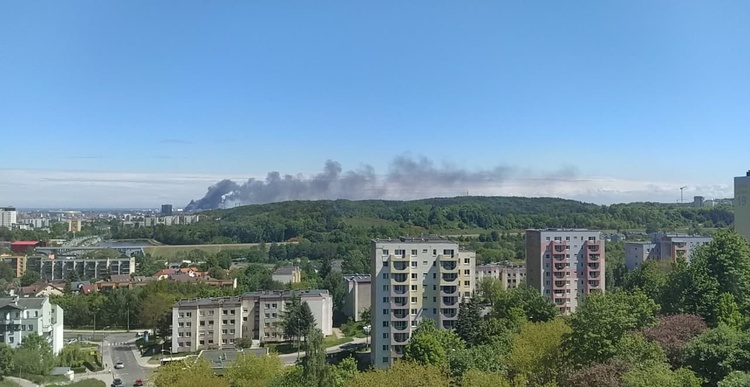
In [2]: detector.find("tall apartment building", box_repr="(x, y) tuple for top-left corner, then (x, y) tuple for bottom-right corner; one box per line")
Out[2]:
(371, 237), (475, 368)
(525, 229), (605, 315)
(0, 255), (26, 278)
(0, 296), (64, 354)
(67, 219), (82, 232)
(161, 204), (173, 216)
(343, 274), (371, 322)
(25, 255), (135, 281)
(171, 289), (332, 354)
(736, 171), (750, 242)
(625, 233), (712, 271)
(0, 207), (17, 228)
(475, 263), (526, 290)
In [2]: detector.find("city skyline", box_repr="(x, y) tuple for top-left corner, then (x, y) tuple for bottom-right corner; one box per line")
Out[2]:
(2, 2), (750, 207)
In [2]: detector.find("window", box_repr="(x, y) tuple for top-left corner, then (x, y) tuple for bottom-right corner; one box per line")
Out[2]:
(223, 320), (228, 325)
(463, 270), (470, 275)
(411, 273), (417, 280)
(200, 321), (205, 326)
(411, 309), (417, 315)
(383, 357), (389, 363)
(464, 281), (470, 286)
(411, 285), (417, 291)
(265, 313), (270, 318)
(382, 321), (389, 327)
(411, 249), (418, 256)
(179, 313), (184, 318)
(433, 297), (436, 302)
(383, 285), (389, 291)
(464, 258), (470, 264)
(383, 345), (389, 350)
(265, 303), (271, 309)
(383, 332), (389, 339)
(383, 309), (389, 315)
(383, 297), (389, 303)
(208, 310), (214, 316)
(422, 261), (427, 265)
(411, 297), (417, 303)
(383, 249), (389, 256)
(230, 320), (235, 324)
(411, 320), (417, 327)
(223, 310), (228, 315)
(566, 236), (570, 241)
(432, 273), (436, 278)
(411, 261), (417, 267)
(230, 310), (236, 315)
(383, 273), (389, 279)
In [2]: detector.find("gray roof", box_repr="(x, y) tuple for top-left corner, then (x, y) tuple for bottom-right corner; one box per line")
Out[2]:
(273, 266), (299, 275)
(343, 274), (371, 283)
(372, 236), (453, 244)
(0, 297), (45, 310)
(175, 289), (330, 308)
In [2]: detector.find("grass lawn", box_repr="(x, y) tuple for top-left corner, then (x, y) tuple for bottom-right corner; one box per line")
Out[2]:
(143, 242), (293, 258)
(0, 380), (20, 387)
(266, 336), (354, 355)
(48, 380), (107, 387)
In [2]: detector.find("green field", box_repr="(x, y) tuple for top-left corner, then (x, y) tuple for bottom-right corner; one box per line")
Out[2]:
(144, 242), (295, 259)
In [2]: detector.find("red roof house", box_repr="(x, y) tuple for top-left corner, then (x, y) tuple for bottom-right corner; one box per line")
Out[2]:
(10, 241), (40, 254)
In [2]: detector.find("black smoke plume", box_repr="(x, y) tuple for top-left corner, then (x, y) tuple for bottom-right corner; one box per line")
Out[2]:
(184, 156), (578, 211)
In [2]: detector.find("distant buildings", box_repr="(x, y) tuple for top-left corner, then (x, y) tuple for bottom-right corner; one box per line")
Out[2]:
(735, 171), (750, 242)
(0, 255), (26, 278)
(342, 274), (371, 321)
(10, 241), (40, 254)
(475, 263), (526, 290)
(161, 204), (173, 216)
(26, 255), (135, 281)
(0, 296), (64, 354)
(67, 219), (82, 233)
(625, 233), (712, 271)
(171, 289), (333, 353)
(370, 237), (476, 368)
(525, 229), (605, 315)
(0, 207), (17, 228)
(272, 266), (302, 284)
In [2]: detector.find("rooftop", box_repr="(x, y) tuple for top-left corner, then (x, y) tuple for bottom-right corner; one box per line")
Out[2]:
(372, 236), (454, 244)
(175, 289), (331, 307)
(343, 274), (371, 282)
(11, 241), (40, 246)
(0, 296), (46, 310)
(273, 266), (300, 275)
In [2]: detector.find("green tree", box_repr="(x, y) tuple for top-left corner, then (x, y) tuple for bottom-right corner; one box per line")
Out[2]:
(622, 362), (701, 387)
(719, 372), (750, 387)
(456, 299), (483, 346)
(683, 325), (750, 386)
(505, 319), (570, 386)
(563, 290), (660, 367)
(225, 353), (285, 387)
(447, 344), (508, 380)
(347, 361), (451, 387)
(301, 327), (332, 386)
(329, 356), (358, 387)
(153, 358), (228, 387)
(611, 333), (666, 366)
(622, 260), (668, 302)
(403, 329), (447, 369)
(139, 292), (175, 337)
(0, 261), (14, 282)
(478, 278), (503, 306)
(0, 343), (13, 375)
(461, 369), (521, 387)
(717, 292), (746, 330)
(641, 314), (707, 368)
(19, 271), (40, 286)
(281, 296), (316, 351)
(492, 286), (557, 323)
(14, 333), (54, 375)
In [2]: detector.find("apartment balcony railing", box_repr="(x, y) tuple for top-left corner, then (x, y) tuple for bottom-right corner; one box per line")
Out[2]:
(440, 286), (458, 296)
(392, 309), (409, 319)
(441, 274), (458, 283)
(391, 274), (408, 284)
(393, 333), (410, 344)
(442, 320), (456, 329)
(588, 254), (600, 261)
(553, 244), (566, 253)
(391, 322), (408, 332)
(553, 272), (565, 279)
(440, 261), (457, 271)
(392, 285), (408, 296)
(441, 297), (458, 307)
(393, 297), (408, 307)
(588, 271), (601, 279)
(554, 280), (567, 288)
(587, 244), (600, 252)
(554, 298), (566, 305)
(441, 308), (457, 318)
(392, 262), (410, 272)
(554, 263), (566, 271)
(588, 280), (601, 287)
(588, 262), (600, 270)
(553, 254), (566, 262)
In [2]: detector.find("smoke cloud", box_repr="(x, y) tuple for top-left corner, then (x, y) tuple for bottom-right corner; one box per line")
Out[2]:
(184, 156), (581, 211)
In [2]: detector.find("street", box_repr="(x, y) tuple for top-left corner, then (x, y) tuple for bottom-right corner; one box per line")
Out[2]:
(103, 333), (148, 387)
(278, 337), (369, 365)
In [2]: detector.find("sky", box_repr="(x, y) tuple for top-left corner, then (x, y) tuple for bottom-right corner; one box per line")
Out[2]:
(2, 1), (750, 208)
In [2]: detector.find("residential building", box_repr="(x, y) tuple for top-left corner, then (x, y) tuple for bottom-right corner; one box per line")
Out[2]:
(16, 282), (64, 298)
(0, 255), (26, 278)
(693, 196), (705, 207)
(475, 263), (526, 290)
(272, 266), (302, 284)
(171, 289), (333, 353)
(161, 204), (173, 216)
(736, 171), (750, 242)
(342, 274), (371, 321)
(25, 255), (135, 281)
(19, 218), (50, 229)
(0, 207), (17, 228)
(0, 296), (64, 354)
(370, 237), (476, 368)
(10, 241), (39, 254)
(67, 220), (82, 233)
(525, 229), (605, 315)
(625, 233), (712, 271)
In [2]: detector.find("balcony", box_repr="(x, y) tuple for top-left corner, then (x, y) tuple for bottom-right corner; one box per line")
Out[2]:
(392, 262), (409, 272)
(553, 254), (566, 262)
(391, 321), (408, 332)
(440, 286), (458, 296)
(554, 298), (566, 305)
(554, 280), (566, 288)
(588, 262), (600, 270)
(553, 244), (566, 253)
(441, 297), (458, 307)
(440, 261), (457, 271)
(442, 320), (456, 329)
(392, 309), (409, 319)
(441, 274), (458, 283)
(588, 280), (601, 287)
(391, 285), (408, 296)
(554, 263), (566, 271)
(588, 254), (600, 261)
(587, 244), (600, 252)
(439, 253), (457, 262)
(441, 308), (457, 318)
(588, 271), (601, 279)
(393, 333), (410, 344)
(553, 272), (565, 279)
(391, 274), (408, 284)
(393, 297), (408, 307)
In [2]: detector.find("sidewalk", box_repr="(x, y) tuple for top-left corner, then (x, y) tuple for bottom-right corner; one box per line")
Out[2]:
(3, 377), (39, 387)
(131, 343), (161, 369)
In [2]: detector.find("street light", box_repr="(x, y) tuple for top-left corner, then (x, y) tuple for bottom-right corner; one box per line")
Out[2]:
(363, 325), (371, 350)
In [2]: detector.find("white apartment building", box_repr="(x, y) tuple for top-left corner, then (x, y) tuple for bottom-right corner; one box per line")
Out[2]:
(475, 263), (526, 290)
(343, 274), (371, 322)
(525, 229), (605, 315)
(0, 207), (17, 228)
(371, 237), (475, 368)
(625, 233), (712, 271)
(0, 296), (64, 354)
(171, 289), (332, 353)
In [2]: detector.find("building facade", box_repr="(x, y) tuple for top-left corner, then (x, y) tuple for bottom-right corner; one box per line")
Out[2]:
(525, 229), (605, 315)
(67, 220), (82, 232)
(161, 204), (173, 216)
(0, 207), (17, 228)
(342, 274), (371, 322)
(26, 255), (135, 281)
(370, 237), (475, 368)
(171, 290), (333, 353)
(271, 266), (302, 284)
(0, 296), (64, 354)
(736, 171), (750, 242)
(475, 263), (526, 290)
(0, 255), (26, 278)
(625, 233), (712, 271)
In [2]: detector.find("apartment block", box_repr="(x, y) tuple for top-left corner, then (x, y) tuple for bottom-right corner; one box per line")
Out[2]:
(0, 296), (64, 354)
(525, 229), (605, 315)
(272, 266), (302, 284)
(475, 263), (526, 290)
(371, 237), (475, 368)
(0, 207), (17, 228)
(625, 233), (712, 271)
(26, 255), (135, 281)
(67, 219), (82, 232)
(342, 274), (371, 322)
(736, 171), (750, 242)
(0, 255), (26, 278)
(171, 289), (332, 353)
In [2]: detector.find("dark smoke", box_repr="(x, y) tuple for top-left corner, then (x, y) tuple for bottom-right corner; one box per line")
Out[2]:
(184, 156), (579, 211)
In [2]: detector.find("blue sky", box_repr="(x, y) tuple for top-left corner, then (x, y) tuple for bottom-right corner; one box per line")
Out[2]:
(2, 1), (749, 207)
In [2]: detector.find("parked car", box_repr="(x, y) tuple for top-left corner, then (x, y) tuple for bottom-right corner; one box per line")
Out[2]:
(114, 362), (124, 369)
(134, 379), (144, 386)
(112, 379), (123, 387)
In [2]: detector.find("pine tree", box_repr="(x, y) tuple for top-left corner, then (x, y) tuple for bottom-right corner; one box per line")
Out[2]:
(455, 299), (483, 346)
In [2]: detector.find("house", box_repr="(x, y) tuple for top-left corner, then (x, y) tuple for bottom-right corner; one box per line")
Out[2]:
(0, 295), (65, 354)
(272, 266), (301, 284)
(17, 282), (64, 297)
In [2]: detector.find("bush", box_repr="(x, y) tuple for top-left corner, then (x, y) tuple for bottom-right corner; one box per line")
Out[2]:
(71, 366), (88, 374)
(83, 361), (102, 372)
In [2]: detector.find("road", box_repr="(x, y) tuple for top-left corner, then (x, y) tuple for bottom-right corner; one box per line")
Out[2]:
(103, 332), (148, 387)
(279, 337), (369, 365)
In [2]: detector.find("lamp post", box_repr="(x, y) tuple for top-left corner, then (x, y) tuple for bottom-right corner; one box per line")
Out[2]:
(363, 325), (371, 350)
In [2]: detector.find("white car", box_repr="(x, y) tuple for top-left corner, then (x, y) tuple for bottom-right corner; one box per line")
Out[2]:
(114, 362), (124, 369)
